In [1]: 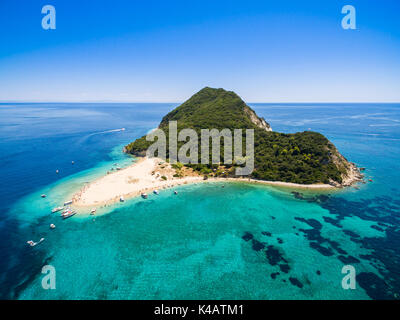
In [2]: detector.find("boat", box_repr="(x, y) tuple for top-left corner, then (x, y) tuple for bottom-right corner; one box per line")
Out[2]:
(50, 224), (56, 229)
(120, 196), (125, 202)
(51, 206), (63, 213)
(90, 208), (96, 215)
(72, 161), (75, 164)
(153, 190), (159, 195)
(64, 200), (73, 206)
(141, 193), (148, 199)
(56, 169), (59, 174)
(27, 238), (45, 247)
(41, 194), (46, 198)
(174, 191), (178, 195)
(62, 210), (77, 219)
(116, 167), (122, 171)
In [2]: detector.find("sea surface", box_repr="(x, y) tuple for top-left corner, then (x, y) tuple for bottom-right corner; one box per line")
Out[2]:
(0, 102), (399, 300)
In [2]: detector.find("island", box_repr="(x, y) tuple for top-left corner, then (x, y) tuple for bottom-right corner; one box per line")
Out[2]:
(73, 87), (362, 207)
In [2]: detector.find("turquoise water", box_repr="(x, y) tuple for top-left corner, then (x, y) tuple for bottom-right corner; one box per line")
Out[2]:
(1, 103), (399, 299)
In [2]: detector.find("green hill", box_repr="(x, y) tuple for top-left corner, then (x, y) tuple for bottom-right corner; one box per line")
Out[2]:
(125, 87), (360, 186)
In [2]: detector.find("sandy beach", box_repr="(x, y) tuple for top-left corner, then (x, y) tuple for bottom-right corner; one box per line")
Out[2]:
(71, 157), (343, 208)
(72, 157), (203, 207)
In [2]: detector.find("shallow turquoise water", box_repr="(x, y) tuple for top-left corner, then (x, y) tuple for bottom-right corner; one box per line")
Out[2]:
(1, 103), (399, 299)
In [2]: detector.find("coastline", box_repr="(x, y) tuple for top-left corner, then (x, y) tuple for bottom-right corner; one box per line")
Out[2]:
(70, 157), (362, 209)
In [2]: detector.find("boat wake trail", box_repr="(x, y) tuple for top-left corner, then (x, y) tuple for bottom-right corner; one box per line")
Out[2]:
(88, 128), (126, 136)
(77, 128), (126, 144)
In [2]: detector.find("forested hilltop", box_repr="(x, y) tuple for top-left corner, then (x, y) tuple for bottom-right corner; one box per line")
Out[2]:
(125, 87), (361, 186)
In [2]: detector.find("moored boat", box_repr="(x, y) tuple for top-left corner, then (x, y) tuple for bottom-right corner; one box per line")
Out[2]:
(141, 193), (148, 199)
(64, 200), (73, 206)
(27, 238), (45, 247)
(51, 206), (63, 213)
(62, 210), (77, 219)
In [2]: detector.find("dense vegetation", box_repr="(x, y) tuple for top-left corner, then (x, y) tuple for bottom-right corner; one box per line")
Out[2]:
(125, 87), (349, 184)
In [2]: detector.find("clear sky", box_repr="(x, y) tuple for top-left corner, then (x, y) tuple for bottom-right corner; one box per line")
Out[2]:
(0, 0), (399, 102)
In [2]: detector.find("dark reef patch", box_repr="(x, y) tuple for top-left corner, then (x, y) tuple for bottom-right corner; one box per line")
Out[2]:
(289, 277), (304, 288)
(343, 229), (361, 239)
(371, 225), (384, 232)
(242, 233), (292, 276)
(323, 216), (342, 228)
(265, 245), (287, 266)
(317, 194), (400, 300)
(242, 232), (253, 242)
(279, 264), (290, 273)
(295, 217), (322, 230)
(291, 192), (330, 204)
(357, 272), (394, 300)
(251, 239), (266, 251)
(309, 242), (334, 256)
(337, 255), (360, 264)
(292, 191), (304, 200)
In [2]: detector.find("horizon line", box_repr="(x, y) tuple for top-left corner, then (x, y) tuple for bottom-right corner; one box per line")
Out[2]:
(1, 101), (400, 104)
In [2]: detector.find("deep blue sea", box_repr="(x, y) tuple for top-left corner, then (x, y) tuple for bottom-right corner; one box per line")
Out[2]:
(0, 102), (399, 299)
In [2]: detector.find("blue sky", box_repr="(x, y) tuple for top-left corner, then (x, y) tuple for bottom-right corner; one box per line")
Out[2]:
(0, 0), (399, 102)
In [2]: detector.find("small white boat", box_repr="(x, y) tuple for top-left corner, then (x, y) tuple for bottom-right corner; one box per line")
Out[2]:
(27, 238), (45, 247)
(174, 191), (178, 195)
(62, 210), (77, 219)
(56, 170), (59, 174)
(64, 200), (73, 206)
(153, 190), (159, 195)
(51, 206), (63, 213)
(141, 193), (148, 199)
(50, 224), (56, 229)
(120, 196), (125, 202)
(41, 194), (46, 198)
(90, 208), (97, 215)
(71, 161), (75, 164)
